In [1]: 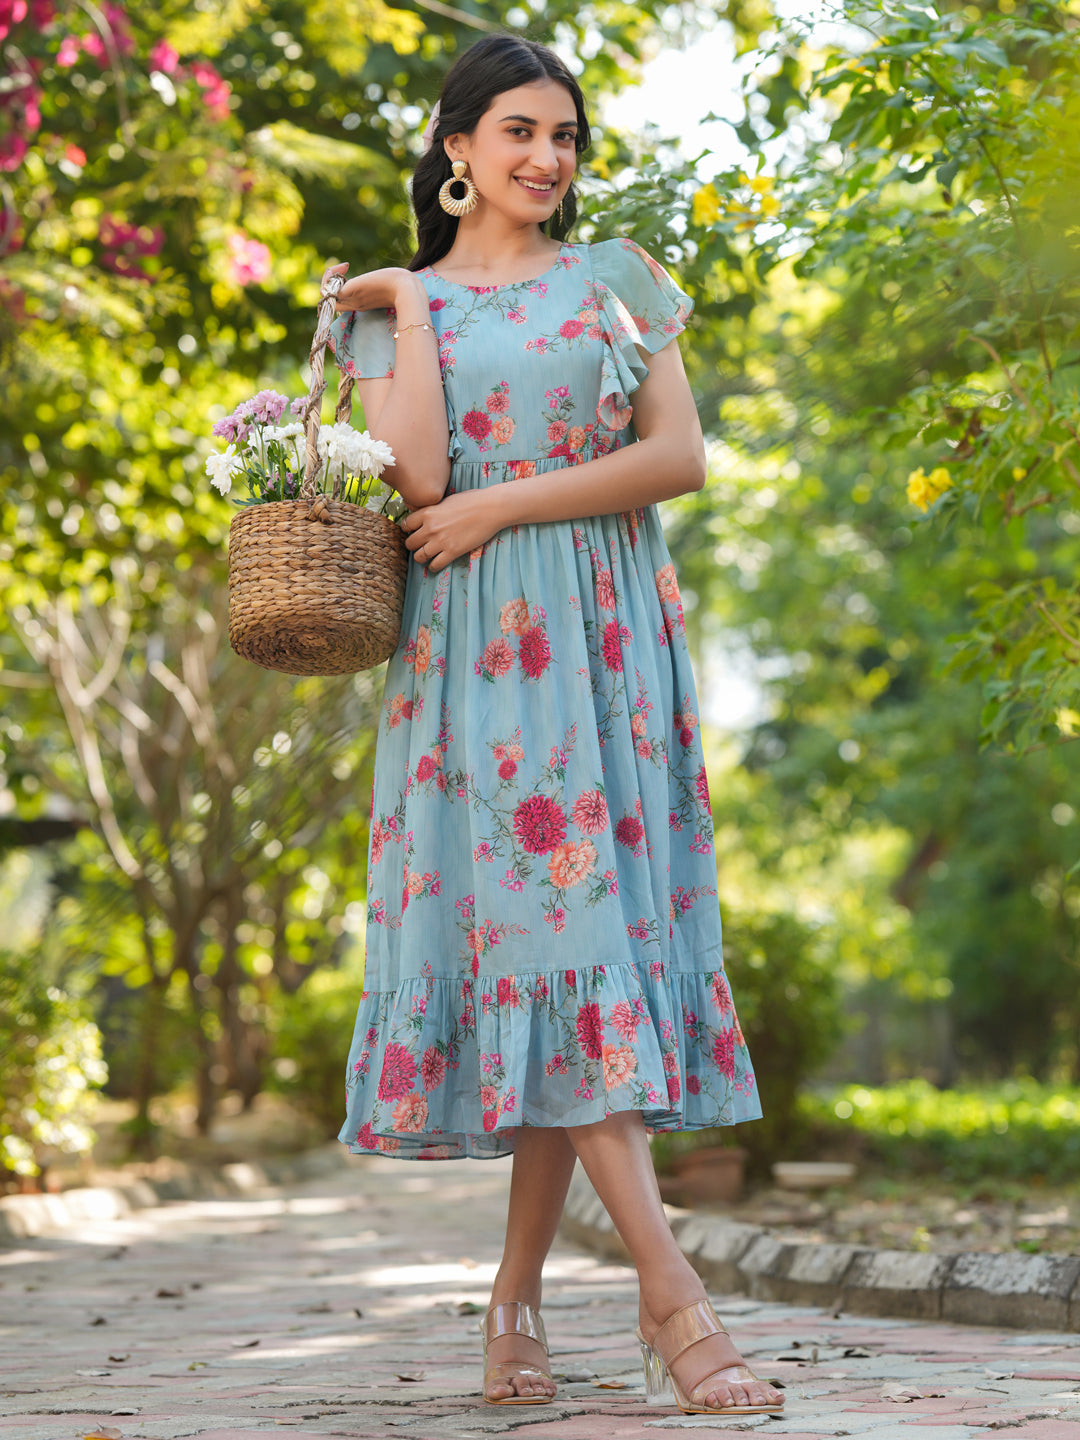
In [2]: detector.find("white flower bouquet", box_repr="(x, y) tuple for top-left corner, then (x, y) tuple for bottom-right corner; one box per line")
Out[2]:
(206, 388), (405, 518)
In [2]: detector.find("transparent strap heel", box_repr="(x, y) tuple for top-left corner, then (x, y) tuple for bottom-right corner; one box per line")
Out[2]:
(636, 1328), (676, 1405)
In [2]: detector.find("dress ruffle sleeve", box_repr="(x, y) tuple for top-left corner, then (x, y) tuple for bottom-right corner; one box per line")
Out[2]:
(327, 307), (396, 381)
(588, 238), (695, 432)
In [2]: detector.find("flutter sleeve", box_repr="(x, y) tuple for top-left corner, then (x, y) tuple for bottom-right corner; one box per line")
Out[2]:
(327, 307), (397, 381)
(588, 238), (695, 432)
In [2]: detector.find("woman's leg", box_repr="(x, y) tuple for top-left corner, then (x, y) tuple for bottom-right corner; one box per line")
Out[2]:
(484, 1125), (578, 1400)
(566, 1110), (782, 1411)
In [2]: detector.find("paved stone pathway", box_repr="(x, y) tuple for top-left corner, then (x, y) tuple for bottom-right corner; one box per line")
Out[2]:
(3, 1156), (1080, 1440)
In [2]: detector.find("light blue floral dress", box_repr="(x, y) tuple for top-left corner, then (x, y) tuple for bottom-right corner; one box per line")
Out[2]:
(328, 238), (761, 1159)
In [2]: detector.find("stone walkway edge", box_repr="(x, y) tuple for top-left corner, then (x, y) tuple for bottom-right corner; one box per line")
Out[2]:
(562, 1170), (1080, 1334)
(4, 1144), (1078, 1334)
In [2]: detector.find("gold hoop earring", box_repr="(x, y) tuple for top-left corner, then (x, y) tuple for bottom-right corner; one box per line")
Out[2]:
(438, 160), (479, 217)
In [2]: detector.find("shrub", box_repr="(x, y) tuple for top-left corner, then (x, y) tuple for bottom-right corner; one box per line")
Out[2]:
(265, 954), (366, 1137)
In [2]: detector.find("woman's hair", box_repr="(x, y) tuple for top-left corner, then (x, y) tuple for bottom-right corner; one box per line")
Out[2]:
(410, 35), (591, 273)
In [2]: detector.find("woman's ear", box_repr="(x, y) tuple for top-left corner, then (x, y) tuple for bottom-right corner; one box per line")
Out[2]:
(442, 135), (466, 163)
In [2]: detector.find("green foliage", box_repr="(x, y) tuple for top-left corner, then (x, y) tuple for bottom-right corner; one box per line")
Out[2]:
(804, 1078), (1080, 1183)
(0, 851), (106, 1179)
(265, 952), (367, 1135)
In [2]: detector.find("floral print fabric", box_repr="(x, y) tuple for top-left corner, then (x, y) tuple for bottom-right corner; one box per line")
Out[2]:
(328, 239), (761, 1159)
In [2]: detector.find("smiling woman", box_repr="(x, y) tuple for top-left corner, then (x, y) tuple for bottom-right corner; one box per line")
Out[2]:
(321, 31), (782, 1423)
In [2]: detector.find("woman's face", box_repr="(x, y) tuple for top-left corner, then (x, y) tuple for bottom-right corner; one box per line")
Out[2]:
(446, 79), (579, 226)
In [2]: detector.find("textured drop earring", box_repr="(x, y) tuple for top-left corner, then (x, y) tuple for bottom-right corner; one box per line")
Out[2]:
(438, 160), (479, 217)
(555, 196), (565, 227)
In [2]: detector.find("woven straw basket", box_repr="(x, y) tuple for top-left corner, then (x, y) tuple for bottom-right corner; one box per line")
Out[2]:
(228, 271), (408, 676)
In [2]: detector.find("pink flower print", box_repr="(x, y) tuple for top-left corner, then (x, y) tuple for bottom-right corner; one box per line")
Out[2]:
(615, 814), (644, 849)
(477, 636), (514, 678)
(497, 977), (520, 1008)
(572, 789), (609, 836)
(512, 794), (566, 855)
(356, 1121), (378, 1150)
(480, 1084), (498, 1109)
(508, 305), (527, 324)
(655, 563), (681, 606)
(370, 819), (385, 864)
(713, 1030), (736, 1080)
(377, 1042), (417, 1101)
(392, 1091), (429, 1132)
(420, 1047), (447, 1091)
(498, 758), (517, 780)
(564, 970), (577, 989)
(543, 906), (567, 934)
(547, 420), (568, 444)
(428, 296), (446, 311)
(559, 318), (585, 340)
(601, 620), (631, 672)
(500, 597), (531, 635)
(525, 336), (550, 354)
(482, 1109), (499, 1132)
(519, 626), (552, 679)
(611, 1000), (641, 1043)
(687, 1073), (701, 1096)
(602, 1043), (637, 1090)
(485, 383), (510, 414)
(594, 566), (616, 611)
(696, 765), (710, 811)
(576, 1002), (603, 1060)
(711, 973), (733, 1016)
(462, 408), (492, 442)
(416, 754), (437, 783)
(547, 839), (597, 889)
(492, 416), (515, 445)
(679, 727), (693, 748)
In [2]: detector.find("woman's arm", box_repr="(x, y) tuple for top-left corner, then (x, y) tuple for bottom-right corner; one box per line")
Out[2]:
(328, 263), (451, 511)
(400, 338), (705, 571)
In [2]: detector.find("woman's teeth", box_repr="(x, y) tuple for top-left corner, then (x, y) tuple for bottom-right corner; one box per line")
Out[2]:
(516, 178), (555, 192)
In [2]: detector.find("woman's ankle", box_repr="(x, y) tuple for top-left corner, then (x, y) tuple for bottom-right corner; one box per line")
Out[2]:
(489, 1266), (544, 1309)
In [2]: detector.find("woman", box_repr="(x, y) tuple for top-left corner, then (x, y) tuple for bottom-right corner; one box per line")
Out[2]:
(327, 32), (784, 1419)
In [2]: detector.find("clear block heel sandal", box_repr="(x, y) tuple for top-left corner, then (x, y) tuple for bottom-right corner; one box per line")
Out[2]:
(635, 1300), (784, 1415)
(480, 1301), (555, 1406)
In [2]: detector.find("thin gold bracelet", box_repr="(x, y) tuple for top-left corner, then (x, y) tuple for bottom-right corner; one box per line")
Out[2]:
(392, 321), (435, 340)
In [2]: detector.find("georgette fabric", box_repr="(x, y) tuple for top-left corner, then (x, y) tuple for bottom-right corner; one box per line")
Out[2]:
(328, 238), (762, 1158)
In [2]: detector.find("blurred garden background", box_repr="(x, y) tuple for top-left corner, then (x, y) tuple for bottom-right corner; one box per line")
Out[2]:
(2, 0), (1079, 1243)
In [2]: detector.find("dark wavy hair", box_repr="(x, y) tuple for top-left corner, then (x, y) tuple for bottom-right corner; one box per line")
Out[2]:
(410, 35), (591, 273)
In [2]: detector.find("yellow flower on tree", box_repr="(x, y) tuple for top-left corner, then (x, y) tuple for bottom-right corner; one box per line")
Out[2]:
(692, 183), (722, 227)
(906, 465), (953, 512)
(759, 193), (781, 218)
(749, 174), (773, 194)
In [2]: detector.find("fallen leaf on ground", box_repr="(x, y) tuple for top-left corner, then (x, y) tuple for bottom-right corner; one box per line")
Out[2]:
(155, 1287), (182, 1298)
(187, 1361), (208, 1370)
(843, 1346), (873, 1357)
(455, 1300), (483, 1315)
(231, 1338), (260, 1348)
(353, 1308), (364, 1319)
(593, 1379), (626, 1389)
(89, 1316), (108, 1326)
(881, 1383), (924, 1402)
(82, 1429), (122, 1439)
(107, 1353), (129, 1363)
(394, 1370), (426, 1382)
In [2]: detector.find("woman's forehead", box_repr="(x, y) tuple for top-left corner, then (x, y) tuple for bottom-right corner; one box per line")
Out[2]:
(483, 78), (578, 124)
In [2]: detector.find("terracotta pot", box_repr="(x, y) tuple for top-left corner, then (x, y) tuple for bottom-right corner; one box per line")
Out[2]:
(670, 1145), (747, 1206)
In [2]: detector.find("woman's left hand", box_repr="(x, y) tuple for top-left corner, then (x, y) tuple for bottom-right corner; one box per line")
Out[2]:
(401, 489), (510, 572)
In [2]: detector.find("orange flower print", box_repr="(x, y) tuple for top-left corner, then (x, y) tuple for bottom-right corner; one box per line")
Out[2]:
(406, 624), (431, 674)
(631, 712), (647, 738)
(602, 1042), (637, 1090)
(499, 598), (531, 636)
(547, 838), (597, 889)
(406, 871), (425, 896)
(392, 1091), (429, 1131)
(568, 425), (587, 451)
(655, 563), (680, 606)
(492, 416), (516, 446)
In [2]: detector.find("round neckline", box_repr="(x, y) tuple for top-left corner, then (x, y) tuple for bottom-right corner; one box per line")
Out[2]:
(425, 241), (571, 292)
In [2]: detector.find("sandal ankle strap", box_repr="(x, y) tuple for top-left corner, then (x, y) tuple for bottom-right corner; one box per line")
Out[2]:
(482, 1302), (548, 1349)
(652, 1299), (728, 1366)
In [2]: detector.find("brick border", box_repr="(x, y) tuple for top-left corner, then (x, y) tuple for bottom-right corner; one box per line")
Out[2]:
(559, 1170), (1080, 1332)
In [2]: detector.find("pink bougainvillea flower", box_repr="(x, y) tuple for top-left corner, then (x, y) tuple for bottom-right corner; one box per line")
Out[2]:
(226, 231), (272, 286)
(55, 33), (79, 65)
(149, 39), (179, 73)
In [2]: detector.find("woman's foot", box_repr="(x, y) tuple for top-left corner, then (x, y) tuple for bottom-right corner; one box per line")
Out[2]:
(638, 1271), (783, 1412)
(482, 1290), (556, 1404)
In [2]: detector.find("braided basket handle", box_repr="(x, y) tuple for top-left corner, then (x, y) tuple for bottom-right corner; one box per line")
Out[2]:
(300, 268), (356, 502)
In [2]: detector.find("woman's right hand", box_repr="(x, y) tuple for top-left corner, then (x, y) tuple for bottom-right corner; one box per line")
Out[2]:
(322, 262), (425, 314)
